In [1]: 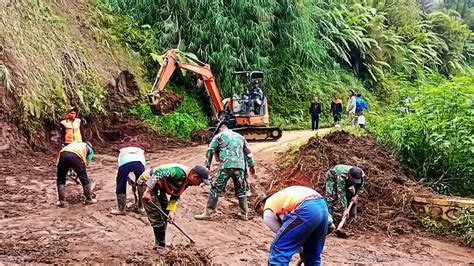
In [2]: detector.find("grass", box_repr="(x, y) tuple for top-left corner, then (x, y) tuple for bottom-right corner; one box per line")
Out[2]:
(0, 0), (106, 140)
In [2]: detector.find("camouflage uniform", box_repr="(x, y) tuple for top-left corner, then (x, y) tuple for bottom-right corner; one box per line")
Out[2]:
(205, 128), (254, 198)
(324, 165), (364, 216)
(137, 164), (190, 248)
(195, 128), (254, 220)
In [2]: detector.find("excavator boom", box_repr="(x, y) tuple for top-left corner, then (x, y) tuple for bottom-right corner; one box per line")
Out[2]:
(148, 49), (223, 116)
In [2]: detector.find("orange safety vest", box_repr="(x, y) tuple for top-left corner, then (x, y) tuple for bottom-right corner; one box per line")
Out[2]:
(60, 142), (88, 165)
(60, 118), (82, 143)
(264, 186), (321, 215)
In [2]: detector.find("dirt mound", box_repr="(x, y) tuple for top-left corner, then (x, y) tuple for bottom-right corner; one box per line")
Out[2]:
(92, 117), (191, 154)
(191, 129), (211, 144)
(149, 91), (184, 115)
(125, 244), (211, 264)
(273, 131), (436, 236)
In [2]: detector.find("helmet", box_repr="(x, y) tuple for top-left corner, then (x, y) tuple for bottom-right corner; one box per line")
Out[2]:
(254, 194), (270, 213)
(349, 166), (364, 184)
(193, 165), (210, 185)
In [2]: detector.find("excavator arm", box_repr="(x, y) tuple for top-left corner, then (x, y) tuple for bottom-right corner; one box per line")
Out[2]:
(148, 49), (224, 116)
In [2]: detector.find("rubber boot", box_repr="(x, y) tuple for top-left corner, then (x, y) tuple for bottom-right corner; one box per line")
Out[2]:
(237, 196), (248, 221)
(110, 194), (127, 215)
(83, 184), (97, 204)
(137, 186), (145, 214)
(57, 185), (68, 208)
(152, 226), (167, 252)
(194, 195), (218, 220)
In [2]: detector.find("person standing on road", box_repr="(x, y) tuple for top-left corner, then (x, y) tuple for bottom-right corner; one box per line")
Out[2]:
(56, 142), (96, 207)
(330, 95), (343, 128)
(195, 122), (255, 221)
(309, 96), (322, 131)
(138, 164), (210, 250)
(111, 146), (146, 215)
(346, 89), (357, 126)
(324, 165), (365, 222)
(254, 186), (329, 266)
(59, 106), (85, 146)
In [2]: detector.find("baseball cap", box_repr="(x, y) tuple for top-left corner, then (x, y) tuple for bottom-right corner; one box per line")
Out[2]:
(349, 166), (364, 184)
(193, 165), (210, 185)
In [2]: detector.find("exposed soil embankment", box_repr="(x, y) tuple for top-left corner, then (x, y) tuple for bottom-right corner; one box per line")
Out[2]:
(273, 131), (437, 236)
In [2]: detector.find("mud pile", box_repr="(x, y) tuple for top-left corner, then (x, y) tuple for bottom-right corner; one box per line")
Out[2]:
(149, 91), (184, 115)
(125, 244), (211, 265)
(273, 131), (436, 236)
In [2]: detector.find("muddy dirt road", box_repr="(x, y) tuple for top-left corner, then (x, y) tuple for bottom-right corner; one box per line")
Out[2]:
(1, 130), (472, 264)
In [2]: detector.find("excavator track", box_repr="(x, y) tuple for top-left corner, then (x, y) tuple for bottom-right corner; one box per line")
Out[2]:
(232, 127), (283, 141)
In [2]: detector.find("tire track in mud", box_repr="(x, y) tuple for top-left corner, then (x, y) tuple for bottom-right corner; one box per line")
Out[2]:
(1, 130), (473, 264)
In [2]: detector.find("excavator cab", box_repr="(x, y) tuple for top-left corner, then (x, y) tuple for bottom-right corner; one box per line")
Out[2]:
(226, 71), (268, 122)
(220, 71), (282, 141)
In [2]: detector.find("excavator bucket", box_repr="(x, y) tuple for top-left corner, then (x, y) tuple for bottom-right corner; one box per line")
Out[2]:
(148, 91), (184, 115)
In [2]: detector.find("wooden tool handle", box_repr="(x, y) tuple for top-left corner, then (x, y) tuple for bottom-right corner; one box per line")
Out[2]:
(336, 201), (354, 230)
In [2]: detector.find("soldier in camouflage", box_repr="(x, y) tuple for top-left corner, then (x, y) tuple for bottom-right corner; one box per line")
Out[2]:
(195, 122), (255, 221)
(137, 163), (210, 250)
(324, 165), (365, 224)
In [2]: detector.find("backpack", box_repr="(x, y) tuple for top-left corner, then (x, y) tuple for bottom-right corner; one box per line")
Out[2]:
(356, 97), (368, 112)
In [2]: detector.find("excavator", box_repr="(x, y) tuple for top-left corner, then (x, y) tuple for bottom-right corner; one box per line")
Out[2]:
(148, 49), (282, 141)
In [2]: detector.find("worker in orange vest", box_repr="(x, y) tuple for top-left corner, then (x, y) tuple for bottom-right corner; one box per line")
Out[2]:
(254, 186), (329, 265)
(56, 142), (96, 207)
(59, 107), (85, 146)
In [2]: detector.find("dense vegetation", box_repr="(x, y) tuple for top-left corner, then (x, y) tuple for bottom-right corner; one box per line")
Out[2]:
(100, 0), (472, 126)
(372, 75), (473, 196)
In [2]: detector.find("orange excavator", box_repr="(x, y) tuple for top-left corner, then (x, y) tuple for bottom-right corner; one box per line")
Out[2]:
(148, 49), (282, 141)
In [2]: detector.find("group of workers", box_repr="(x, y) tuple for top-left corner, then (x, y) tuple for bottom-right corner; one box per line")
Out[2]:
(309, 89), (369, 131)
(56, 106), (365, 265)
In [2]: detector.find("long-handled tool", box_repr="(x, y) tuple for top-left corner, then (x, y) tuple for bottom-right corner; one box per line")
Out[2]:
(148, 201), (195, 244)
(335, 202), (353, 238)
(68, 170), (97, 197)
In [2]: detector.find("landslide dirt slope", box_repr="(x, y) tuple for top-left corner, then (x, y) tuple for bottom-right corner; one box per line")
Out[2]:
(1, 130), (472, 264)
(0, 0), (154, 154)
(273, 131), (437, 236)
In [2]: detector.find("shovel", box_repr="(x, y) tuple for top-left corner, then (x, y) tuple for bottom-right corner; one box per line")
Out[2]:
(148, 201), (195, 244)
(335, 202), (353, 238)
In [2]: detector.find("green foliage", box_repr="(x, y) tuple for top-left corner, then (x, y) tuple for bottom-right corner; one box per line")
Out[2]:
(0, 64), (13, 91)
(88, 1), (209, 135)
(130, 86), (207, 139)
(0, 0), (106, 140)
(372, 75), (474, 196)
(420, 208), (474, 247)
(314, 0), (473, 95)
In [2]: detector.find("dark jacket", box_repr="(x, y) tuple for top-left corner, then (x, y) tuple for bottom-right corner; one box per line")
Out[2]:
(330, 100), (343, 115)
(309, 102), (322, 117)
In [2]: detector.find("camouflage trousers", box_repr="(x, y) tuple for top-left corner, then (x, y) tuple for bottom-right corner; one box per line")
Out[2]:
(210, 168), (247, 198)
(138, 185), (169, 229)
